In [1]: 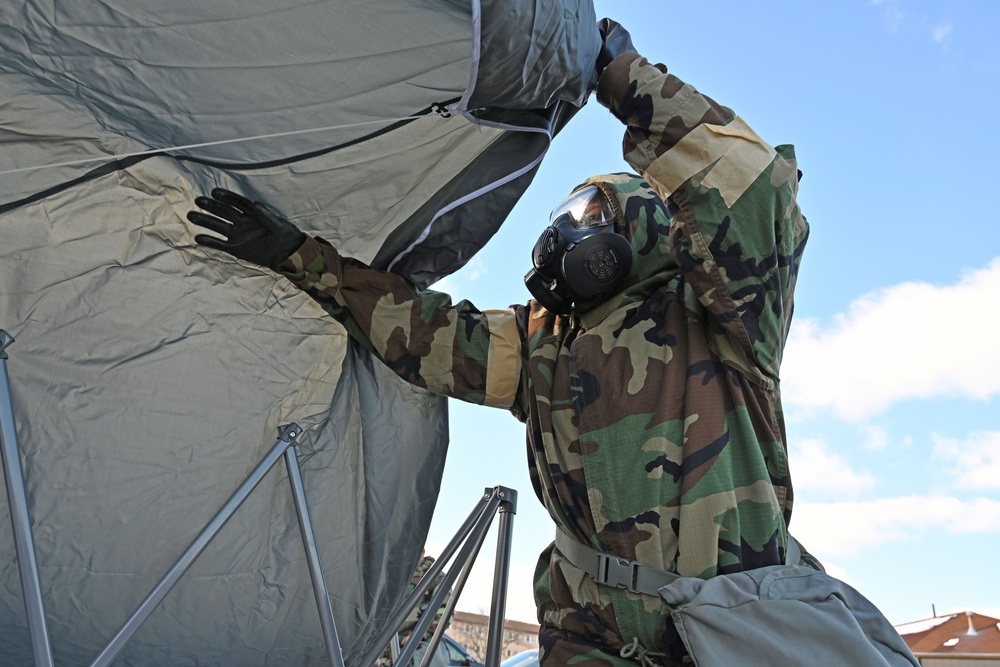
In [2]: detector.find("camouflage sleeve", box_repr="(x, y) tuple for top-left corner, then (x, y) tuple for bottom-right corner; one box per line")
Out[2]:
(276, 236), (523, 408)
(389, 555), (453, 646)
(596, 53), (809, 385)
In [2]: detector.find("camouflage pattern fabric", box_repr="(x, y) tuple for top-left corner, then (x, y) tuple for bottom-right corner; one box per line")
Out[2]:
(377, 555), (452, 667)
(278, 52), (818, 667)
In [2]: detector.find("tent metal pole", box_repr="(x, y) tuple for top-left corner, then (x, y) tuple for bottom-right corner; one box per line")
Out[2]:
(358, 491), (498, 667)
(284, 443), (346, 667)
(0, 327), (519, 667)
(417, 494), (496, 667)
(0, 331), (55, 667)
(90, 424), (303, 667)
(484, 486), (517, 667)
(393, 495), (499, 667)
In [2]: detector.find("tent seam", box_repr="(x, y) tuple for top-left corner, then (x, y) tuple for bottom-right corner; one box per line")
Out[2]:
(453, 0), (482, 114)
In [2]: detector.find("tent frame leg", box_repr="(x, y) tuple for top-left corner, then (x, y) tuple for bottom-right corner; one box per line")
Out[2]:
(1, 330), (55, 667)
(360, 485), (518, 667)
(2, 327), (517, 667)
(0, 333), (347, 667)
(285, 441), (346, 666)
(87, 422), (346, 667)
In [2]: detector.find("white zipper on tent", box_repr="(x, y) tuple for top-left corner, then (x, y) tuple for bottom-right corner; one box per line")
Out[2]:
(386, 139), (550, 274)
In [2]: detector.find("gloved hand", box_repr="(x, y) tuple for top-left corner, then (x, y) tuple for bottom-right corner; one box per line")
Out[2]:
(187, 188), (306, 269)
(596, 18), (636, 76)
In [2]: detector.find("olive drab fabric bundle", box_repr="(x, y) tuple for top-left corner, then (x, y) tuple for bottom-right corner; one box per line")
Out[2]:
(0, 1), (599, 665)
(659, 563), (920, 666)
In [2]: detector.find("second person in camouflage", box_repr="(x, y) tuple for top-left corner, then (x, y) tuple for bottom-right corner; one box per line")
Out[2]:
(188, 20), (820, 667)
(378, 551), (452, 667)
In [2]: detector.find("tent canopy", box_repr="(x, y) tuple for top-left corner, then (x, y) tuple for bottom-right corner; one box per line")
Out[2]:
(0, 1), (598, 665)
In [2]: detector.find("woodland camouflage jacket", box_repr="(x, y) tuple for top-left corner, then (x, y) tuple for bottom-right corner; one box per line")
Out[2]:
(279, 52), (815, 655)
(377, 555), (451, 667)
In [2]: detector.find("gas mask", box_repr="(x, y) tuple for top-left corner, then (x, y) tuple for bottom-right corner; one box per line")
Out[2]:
(524, 184), (633, 314)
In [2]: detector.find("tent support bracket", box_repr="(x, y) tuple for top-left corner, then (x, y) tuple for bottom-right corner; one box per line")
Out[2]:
(86, 421), (348, 667)
(362, 485), (517, 667)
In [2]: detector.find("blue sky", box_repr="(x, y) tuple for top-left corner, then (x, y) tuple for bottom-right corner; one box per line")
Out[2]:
(426, 0), (1000, 627)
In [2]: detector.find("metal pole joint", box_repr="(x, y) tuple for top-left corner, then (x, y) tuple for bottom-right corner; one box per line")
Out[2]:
(0, 329), (14, 358)
(278, 422), (303, 442)
(492, 485), (517, 514)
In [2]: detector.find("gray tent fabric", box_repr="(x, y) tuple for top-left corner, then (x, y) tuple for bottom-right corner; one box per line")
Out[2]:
(0, 1), (599, 665)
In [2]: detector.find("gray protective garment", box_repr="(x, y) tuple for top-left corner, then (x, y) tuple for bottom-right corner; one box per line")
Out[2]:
(659, 566), (920, 666)
(0, 1), (599, 665)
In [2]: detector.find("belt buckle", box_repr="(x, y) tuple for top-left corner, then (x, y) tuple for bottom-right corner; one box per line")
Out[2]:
(594, 553), (639, 592)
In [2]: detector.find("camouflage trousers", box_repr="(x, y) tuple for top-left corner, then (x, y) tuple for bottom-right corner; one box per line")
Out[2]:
(533, 544), (690, 667)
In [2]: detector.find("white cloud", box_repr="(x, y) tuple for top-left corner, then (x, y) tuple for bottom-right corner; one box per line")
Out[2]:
(859, 424), (890, 452)
(429, 257), (487, 295)
(934, 431), (1000, 491)
(869, 0), (958, 50)
(792, 495), (1000, 559)
(870, 0), (906, 33)
(932, 23), (953, 44)
(790, 438), (877, 497)
(782, 258), (1000, 421)
(815, 559), (858, 589)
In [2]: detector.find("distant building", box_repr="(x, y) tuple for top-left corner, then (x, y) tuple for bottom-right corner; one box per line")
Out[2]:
(449, 610), (539, 661)
(896, 611), (1000, 666)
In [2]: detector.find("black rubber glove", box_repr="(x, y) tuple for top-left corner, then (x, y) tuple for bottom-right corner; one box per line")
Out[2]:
(187, 188), (306, 269)
(596, 18), (637, 76)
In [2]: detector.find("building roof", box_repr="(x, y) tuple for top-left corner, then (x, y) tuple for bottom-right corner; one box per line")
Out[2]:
(897, 612), (1000, 655)
(453, 610), (540, 633)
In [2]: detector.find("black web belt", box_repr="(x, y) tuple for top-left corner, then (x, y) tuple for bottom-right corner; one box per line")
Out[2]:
(555, 526), (802, 597)
(555, 527), (680, 596)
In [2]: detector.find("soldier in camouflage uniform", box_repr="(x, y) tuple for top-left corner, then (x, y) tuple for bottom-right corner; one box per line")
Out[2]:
(378, 552), (452, 667)
(188, 20), (820, 667)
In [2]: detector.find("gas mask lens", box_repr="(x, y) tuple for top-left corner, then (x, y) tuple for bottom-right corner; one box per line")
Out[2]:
(548, 185), (616, 230)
